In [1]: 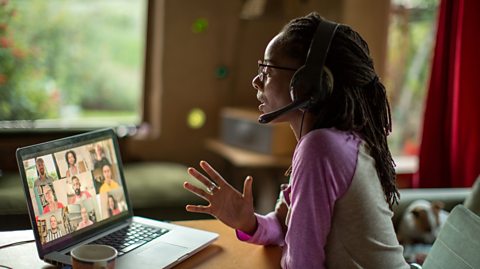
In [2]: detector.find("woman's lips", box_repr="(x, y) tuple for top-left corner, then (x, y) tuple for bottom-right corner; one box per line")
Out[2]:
(258, 103), (265, 112)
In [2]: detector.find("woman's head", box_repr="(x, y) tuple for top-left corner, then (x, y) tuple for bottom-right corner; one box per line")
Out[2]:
(108, 195), (117, 209)
(65, 150), (77, 167)
(258, 12), (398, 207)
(276, 12), (382, 117)
(253, 34), (302, 123)
(43, 184), (55, 204)
(102, 163), (112, 182)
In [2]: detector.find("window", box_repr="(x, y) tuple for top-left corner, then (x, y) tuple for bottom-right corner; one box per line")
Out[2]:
(386, 0), (440, 157)
(0, 0), (147, 130)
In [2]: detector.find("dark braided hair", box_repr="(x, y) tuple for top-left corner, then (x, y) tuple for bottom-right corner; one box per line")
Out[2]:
(279, 12), (399, 209)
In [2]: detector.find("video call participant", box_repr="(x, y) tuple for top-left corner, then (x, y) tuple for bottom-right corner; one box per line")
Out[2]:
(70, 176), (92, 204)
(46, 215), (64, 242)
(99, 163), (119, 193)
(65, 150), (85, 177)
(107, 195), (121, 217)
(76, 207), (94, 230)
(33, 158), (54, 188)
(93, 143), (110, 171)
(43, 184), (65, 214)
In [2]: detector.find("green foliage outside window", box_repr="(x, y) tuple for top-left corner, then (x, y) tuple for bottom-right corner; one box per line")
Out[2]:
(0, 0), (146, 125)
(0, 1), (53, 120)
(386, 0), (440, 156)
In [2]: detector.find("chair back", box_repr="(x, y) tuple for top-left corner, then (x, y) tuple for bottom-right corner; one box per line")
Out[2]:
(422, 205), (480, 269)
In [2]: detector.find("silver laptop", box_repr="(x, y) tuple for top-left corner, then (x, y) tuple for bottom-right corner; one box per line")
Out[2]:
(16, 128), (218, 268)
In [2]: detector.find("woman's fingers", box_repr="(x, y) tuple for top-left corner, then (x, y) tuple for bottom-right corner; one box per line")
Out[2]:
(183, 182), (211, 201)
(199, 160), (227, 187)
(185, 204), (211, 214)
(187, 167), (217, 190)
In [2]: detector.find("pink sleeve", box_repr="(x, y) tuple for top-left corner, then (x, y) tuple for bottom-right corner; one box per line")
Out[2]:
(236, 212), (285, 246)
(282, 130), (358, 268)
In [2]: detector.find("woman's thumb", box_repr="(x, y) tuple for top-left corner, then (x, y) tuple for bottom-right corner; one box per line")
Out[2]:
(243, 176), (253, 200)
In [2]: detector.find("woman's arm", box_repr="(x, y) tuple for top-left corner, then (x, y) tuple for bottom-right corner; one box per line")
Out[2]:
(184, 161), (286, 246)
(283, 130), (358, 268)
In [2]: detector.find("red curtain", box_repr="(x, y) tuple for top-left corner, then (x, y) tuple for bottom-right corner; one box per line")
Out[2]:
(415, 0), (480, 188)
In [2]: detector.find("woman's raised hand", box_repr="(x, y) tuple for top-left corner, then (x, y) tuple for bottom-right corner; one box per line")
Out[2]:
(183, 160), (257, 234)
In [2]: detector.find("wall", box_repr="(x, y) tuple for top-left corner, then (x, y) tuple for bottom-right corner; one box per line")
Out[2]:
(124, 0), (391, 166)
(0, 0), (391, 171)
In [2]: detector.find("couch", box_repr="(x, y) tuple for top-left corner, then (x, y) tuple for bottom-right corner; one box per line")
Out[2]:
(0, 162), (206, 231)
(392, 187), (472, 230)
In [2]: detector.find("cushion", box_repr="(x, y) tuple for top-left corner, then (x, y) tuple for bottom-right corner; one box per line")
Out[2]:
(0, 172), (27, 215)
(123, 162), (203, 209)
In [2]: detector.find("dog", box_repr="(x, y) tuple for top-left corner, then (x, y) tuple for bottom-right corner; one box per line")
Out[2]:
(397, 199), (449, 245)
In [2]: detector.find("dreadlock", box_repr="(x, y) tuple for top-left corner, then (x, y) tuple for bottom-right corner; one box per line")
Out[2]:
(279, 12), (399, 209)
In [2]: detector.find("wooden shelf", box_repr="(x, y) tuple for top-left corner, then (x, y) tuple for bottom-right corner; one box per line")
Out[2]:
(206, 139), (291, 168)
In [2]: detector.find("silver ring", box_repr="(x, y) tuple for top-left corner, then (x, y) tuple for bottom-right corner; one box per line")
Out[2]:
(207, 184), (216, 193)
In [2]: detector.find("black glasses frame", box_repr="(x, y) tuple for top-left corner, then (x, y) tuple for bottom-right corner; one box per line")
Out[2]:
(257, 61), (297, 82)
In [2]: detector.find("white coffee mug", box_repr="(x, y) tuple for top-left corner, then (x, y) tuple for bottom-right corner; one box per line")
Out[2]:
(71, 244), (118, 269)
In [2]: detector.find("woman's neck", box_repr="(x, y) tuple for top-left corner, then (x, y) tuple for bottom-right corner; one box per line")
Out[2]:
(289, 111), (315, 141)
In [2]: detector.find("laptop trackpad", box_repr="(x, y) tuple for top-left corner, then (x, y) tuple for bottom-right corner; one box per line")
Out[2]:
(136, 241), (189, 266)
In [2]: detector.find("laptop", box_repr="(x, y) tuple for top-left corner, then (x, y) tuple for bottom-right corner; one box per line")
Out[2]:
(16, 128), (218, 268)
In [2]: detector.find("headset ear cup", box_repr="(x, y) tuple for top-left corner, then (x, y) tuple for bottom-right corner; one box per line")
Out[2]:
(290, 65), (335, 109)
(304, 66), (334, 111)
(289, 65), (309, 103)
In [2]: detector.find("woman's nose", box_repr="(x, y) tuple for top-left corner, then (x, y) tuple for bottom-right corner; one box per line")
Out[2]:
(252, 74), (262, 91)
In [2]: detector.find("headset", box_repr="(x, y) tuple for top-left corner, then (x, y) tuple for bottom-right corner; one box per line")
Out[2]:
(258, 19), (339, 124)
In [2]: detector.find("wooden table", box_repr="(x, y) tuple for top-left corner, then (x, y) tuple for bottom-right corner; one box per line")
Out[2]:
(173, 219), (281, 269)
(0, 219), (282, 269)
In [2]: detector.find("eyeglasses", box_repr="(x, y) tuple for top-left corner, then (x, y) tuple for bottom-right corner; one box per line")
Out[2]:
(257, 60), (297, 82)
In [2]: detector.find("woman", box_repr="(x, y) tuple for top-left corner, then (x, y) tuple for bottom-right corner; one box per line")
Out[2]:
(99, 163), (119, 193)
(107, 195), (121, 217)
(65, 150), (82, 177)
(184, 12), (409, 268)
(42, 184), (65, 214)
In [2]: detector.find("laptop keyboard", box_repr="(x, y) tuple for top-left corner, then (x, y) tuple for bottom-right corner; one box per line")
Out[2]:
(91, 223), (170, 257)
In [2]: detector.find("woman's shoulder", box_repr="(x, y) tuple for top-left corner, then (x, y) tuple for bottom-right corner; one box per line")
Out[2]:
(297, 128), (361, 154)
(291, 129), (361, 200)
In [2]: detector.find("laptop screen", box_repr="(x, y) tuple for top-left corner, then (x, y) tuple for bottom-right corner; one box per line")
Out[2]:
(17, 129), (131, 250)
